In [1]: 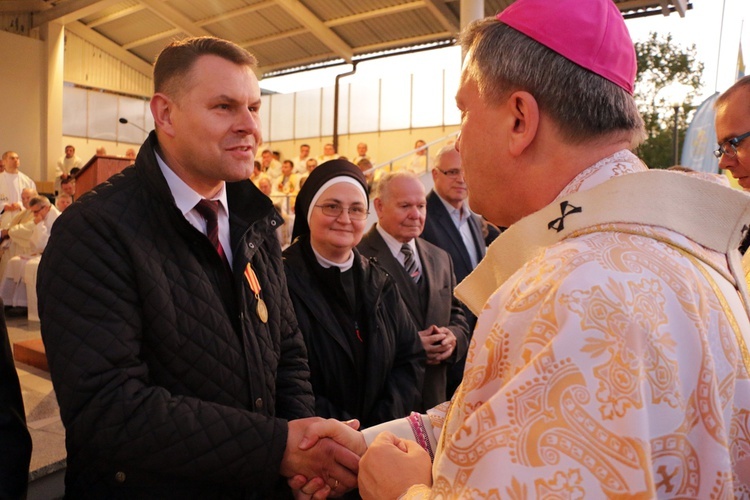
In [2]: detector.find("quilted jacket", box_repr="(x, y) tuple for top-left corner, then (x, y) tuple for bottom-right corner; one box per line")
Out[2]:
(38, 133), (314, 498)
(283, 237), (425, 428)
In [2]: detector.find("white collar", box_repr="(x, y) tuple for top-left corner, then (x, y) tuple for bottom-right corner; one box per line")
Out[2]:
(311, 245), (355, 271)
(375, 223), (416, 259)
(156, 152), (229, 216)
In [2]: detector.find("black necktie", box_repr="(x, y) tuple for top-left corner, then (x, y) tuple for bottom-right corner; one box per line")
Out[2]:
(401, 243), (420, 283)
(194, 199), (231, 271)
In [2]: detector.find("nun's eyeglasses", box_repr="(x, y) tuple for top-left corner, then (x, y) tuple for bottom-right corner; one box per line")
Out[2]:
(314, 203), (369, 220)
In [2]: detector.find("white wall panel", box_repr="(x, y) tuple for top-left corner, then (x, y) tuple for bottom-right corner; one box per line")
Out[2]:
(380, 73), (411, 131)
(260, 95), (272, 144)
(320, 86), (337, 137)
(294, 88), (322, 140)
(412, 69), (444, 128)
(348, 79), (379, 134)
(62, 85), (88, 138)
(269, 93), (295, 142)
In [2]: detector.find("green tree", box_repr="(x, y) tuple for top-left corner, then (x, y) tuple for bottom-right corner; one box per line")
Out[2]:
(634, 32), (704, 169)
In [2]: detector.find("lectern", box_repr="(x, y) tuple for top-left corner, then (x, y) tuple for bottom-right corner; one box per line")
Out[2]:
(75, 155), (133, 198)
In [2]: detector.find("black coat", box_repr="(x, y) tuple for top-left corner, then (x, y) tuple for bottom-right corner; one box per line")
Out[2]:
(283, 237), (425, 428)
(38, 132), (314, 498)
(421, 190), (486, 286)
(420, 189), (486, 397)
(0, 304), (31, 499)
(358, 227), (469, 409)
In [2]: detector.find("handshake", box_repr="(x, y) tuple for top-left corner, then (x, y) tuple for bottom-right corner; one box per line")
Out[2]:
(281, 417), (433, 499)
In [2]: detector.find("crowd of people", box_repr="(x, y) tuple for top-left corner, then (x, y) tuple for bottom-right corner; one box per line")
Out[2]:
(2, 0), (750, 497)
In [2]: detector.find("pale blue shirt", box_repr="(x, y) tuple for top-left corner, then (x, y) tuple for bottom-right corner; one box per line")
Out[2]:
(156, 152), (233, 268)
(435, 193), (479, 268)
(375, 223), (422, 275)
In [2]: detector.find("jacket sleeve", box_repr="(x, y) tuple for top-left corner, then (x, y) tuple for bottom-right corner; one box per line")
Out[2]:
(0, 306), (31, 499)
(38, 207), (289, 489)
(368, 277), (425, 425)
(446, 257), (471, 365)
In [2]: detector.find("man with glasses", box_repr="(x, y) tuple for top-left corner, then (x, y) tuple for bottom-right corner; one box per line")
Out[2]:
(714, 76), (750, 252)
(422, 145), (485, 289)
(715, 76), (750, 187)
(421, 144), (485, 394)
(0, 196), (58, 316)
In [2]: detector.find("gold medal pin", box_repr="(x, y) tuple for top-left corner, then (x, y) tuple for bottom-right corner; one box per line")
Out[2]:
(244, 263), (268, 323)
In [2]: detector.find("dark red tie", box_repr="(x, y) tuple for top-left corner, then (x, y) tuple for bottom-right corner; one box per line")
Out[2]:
(194, 199), (231, 271)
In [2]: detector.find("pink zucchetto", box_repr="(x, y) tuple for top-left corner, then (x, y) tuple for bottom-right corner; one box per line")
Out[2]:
(497, 0), (637, 94)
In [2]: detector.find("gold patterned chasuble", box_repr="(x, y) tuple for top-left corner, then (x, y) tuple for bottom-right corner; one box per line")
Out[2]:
(399, 151), (750, 499)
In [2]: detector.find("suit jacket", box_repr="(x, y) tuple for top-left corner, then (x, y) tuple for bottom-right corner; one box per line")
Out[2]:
(421, 190), (485, 285)
(421, 190), (486, 328)
(358, 226), (470, 408)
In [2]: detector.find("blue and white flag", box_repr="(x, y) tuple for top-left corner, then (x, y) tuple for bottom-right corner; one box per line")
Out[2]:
(681, 93), (720, 174)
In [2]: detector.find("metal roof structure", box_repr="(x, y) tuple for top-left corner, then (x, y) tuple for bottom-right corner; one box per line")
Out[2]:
(2, 0), (690, 77)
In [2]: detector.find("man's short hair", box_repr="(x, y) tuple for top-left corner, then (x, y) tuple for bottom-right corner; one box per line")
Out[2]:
(153, 36), (257, 98)
(716, 75), (750, 108)
(433, 144), (456, 168)
(357, 158), (373, 170)
(459, 18), (644, 145)
(29, 196), (51, 209)
(374, 171), (420, 200)
(61, 177), (75, 186)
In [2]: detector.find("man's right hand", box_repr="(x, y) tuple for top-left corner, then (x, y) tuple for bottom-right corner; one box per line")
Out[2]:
(281, 418), (366, 496)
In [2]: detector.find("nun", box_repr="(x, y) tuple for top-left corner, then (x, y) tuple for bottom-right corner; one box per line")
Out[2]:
(282, 159), (425, 428)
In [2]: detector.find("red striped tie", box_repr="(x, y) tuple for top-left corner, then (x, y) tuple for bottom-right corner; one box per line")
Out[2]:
(195, 199), (231, 272)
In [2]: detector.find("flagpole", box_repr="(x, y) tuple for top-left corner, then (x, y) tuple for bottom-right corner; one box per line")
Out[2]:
(739, 20), (746, 80)
(715, 0), (727, 92)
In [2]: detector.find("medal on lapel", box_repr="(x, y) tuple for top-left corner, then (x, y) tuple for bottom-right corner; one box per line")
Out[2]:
(244, 263), (268, 323)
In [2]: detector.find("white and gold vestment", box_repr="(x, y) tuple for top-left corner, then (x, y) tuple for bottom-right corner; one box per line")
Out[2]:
(366, 150), (750, 498)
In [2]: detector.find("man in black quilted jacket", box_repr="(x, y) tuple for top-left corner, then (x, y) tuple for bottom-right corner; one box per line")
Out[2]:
(38, 36), (362, 498)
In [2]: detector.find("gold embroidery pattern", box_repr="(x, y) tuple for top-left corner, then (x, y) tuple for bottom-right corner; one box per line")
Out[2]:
(425, 218), (750, 498)
(561, 276), (681, 419)
(534, 469), (584, 500)
(730, 408), (750, 469)
(651, 434), (701, 496)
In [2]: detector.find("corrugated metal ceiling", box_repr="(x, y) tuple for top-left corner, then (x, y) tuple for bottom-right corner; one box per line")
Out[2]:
(1, 0), (691, 77)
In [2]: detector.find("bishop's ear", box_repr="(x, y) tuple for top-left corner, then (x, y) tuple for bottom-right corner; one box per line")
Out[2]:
(507, 91), (539, 157)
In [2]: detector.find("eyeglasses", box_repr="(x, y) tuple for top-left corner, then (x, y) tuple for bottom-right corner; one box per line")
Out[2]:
(713, 130), (750, 159)
(436, 168), (464, 179)
(314, 203), (369, 220)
